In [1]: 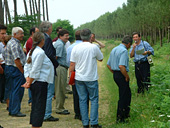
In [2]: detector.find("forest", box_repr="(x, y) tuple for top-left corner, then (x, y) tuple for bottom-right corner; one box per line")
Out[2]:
(77, 0), (170, 46)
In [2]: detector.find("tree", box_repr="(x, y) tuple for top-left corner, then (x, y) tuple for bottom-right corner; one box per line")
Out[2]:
(42, 0), (45, 20)
(0, 0), (4, 24)
(52, 19), (75, 42)
(45, 0), (49, 21)
(23, 0), (28, 16)
(13, 0), (18, 22)
(4, 0), (11, 24)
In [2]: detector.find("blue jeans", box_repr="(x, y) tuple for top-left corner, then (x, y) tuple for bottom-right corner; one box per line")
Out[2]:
(75, 80), (99, 126)
(44, 77), (55, 120)
(5, 65), (25, 114)
(28, 88), (32, 104)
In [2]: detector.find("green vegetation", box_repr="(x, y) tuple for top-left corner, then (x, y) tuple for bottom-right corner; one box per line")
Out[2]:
(99, 40), (170, 128)
(77, 0), (170, 46)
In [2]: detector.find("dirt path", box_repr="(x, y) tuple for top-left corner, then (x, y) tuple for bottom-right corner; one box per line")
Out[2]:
(0, 61), (109, 128)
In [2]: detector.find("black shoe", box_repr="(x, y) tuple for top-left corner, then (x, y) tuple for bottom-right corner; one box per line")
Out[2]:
(1, 100), (6, 104)
(91, 124), (102, 128)
(0, 125), (3, 128)
(9, 112), (26, 117)
(56, 110), (70, 115)
(74, 115), (81, 120)
(83, 125), (89, 128)
(43, 116), (59, 121)
(65, 96), (68, 99)
(66, 91), (73, 94)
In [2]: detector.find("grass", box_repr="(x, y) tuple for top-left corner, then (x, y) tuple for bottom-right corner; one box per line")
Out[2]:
(98, 40), (170, 128)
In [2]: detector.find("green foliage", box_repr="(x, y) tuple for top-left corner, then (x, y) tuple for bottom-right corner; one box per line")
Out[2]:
(7, 14), (39, 45)
(51, 19), (75, 42)
(101, 39), (170, 127)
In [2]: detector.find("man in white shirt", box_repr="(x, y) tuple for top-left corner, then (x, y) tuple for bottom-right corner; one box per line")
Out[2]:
(69, 29), (103, 128)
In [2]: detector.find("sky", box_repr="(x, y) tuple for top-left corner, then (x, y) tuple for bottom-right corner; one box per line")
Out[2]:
(7, 0), (127, 28)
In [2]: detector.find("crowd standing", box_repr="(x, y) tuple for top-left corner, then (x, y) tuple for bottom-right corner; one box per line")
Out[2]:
(0, 22), (154, 128)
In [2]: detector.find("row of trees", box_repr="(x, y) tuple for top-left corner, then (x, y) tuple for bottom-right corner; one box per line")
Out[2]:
(77, 0), (170, 46)
(0, 0), (49, 25)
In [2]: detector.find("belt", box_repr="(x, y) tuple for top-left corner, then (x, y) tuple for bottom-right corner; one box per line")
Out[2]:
(135, 61), (148, 64)
(59, 65), (68, 69)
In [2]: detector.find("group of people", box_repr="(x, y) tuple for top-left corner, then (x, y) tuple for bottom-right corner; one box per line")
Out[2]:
(0, 22), (106, 128)
(0, 21), (154, 128)
(107, 32), (154, 123)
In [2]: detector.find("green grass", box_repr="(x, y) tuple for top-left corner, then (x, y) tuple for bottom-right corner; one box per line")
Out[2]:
(99, 40), (170, 128)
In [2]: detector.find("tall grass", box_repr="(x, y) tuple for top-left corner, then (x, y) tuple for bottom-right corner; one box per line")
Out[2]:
(100, 40), (170, 128)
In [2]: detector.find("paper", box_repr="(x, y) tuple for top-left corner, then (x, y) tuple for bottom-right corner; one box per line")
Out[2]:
(136, 48), (144, 55)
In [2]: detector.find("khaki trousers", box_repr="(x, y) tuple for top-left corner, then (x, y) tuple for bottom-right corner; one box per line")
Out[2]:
(55, 65), (67, 112)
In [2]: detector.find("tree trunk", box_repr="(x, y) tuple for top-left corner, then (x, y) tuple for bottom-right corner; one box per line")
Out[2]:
(45, 0), (49, 21)
(167, 26), (170, 43)
(23, 0), (28, 16)
(159, 28), (163, 47)
(13, 0), (18, 22)
(0, 0), (4, 24)
(31, 0), (36, 23)
(42, 0), (45, 20)
(34, 0), (38, 13)
(4, 0), (11, 24)
(29, 0), (33, 16)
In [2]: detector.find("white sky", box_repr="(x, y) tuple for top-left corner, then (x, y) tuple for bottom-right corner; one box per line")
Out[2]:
(7, 0), (127, 28)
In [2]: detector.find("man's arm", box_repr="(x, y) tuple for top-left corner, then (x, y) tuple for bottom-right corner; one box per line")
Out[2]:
(95, 39), (105, 48)
(14, 58), (24, 74)
(119, 65), (130, 82)
(69, 62), (75, 75)
(107, 64), (113, 73)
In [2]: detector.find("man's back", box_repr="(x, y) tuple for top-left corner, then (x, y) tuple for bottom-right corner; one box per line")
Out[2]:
(70, 42), (103, 81)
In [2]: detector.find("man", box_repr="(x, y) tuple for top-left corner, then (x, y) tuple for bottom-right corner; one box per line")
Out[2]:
(107, 35), (133, 123)
(53, 29), (70, 115)
(91, 33), (105, 48)
(67, 30), (82, 120)
(129, 32), (154, 93)
(4, 27), (26, 117)
(53, 26), (72, 94)
(39, 21), (59, 121)
(26, 27), (39, 54)
(70, 29), (103, 128)
(0, 24), (7, 104)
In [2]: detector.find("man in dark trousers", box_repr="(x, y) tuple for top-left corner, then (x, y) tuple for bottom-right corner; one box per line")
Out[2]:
(129, 32), (154, 93)
(39, 21), (59, 121)
(107, 35), (133, 123)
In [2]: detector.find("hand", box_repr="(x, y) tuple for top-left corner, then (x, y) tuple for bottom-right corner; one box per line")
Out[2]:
(125, 75), (130, 82)
(132, 43), (137, 48)
(21, 82), (31, 89)
(142, 51), (148, 55)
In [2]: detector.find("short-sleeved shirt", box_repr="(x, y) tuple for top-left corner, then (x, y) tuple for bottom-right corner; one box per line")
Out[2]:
(70, 42), (103, 81)
(4, 37), (26, 67)
(129, 40), (154, 62)
(107, 44), (129, 72)
(53, 38), (68, 67)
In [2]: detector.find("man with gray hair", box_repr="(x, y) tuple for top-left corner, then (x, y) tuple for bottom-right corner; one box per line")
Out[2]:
(107, 35), (132, 123)
(39, 21), (59, 122)
(69, 29), (103, 128)
(4, 27), (26, 117)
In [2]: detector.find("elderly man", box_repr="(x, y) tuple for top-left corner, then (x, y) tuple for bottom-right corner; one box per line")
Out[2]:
(70, 29), (103, 128)
(39, 21), (59, 122)
(53, 29), (70, 115)
(4, 27), (26, 117)
(107, 35), (133, 123)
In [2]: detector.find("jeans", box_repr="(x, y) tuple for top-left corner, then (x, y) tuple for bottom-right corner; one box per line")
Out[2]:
(75, 80), (99, 126)
(28, 88), (32, 104)
(5, 65), (25, 114)
(44, 77), (55, 120)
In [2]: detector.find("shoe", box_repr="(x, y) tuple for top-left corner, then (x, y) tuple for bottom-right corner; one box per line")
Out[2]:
(83, 125), (89, 128)
(1, 100), (6, 104)
(9, 112), (26, 117)
(0, 125), (3, 128)
(56, 110), (70, 115)
(91, 124), (102, 128)
(66, 91), (73, 94)
(74, 115), (81, 120)
(6, 107), (9, 111)
(65, 96), (68, 99)
(43, 116), (59, 121)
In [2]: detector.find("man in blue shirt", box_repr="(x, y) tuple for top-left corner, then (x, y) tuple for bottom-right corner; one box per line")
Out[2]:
(129, 32), (154, 94)
(107, 35), (133, 123)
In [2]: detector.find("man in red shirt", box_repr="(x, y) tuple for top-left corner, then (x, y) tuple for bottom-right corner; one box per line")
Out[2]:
(26, 27), (39, 54)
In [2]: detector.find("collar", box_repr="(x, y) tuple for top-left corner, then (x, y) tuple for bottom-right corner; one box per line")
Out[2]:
(120, 43), (127, 49)
(12, 37), (20, 43)
(45, 33), (49, 37)
(58, 38), (65, 45)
